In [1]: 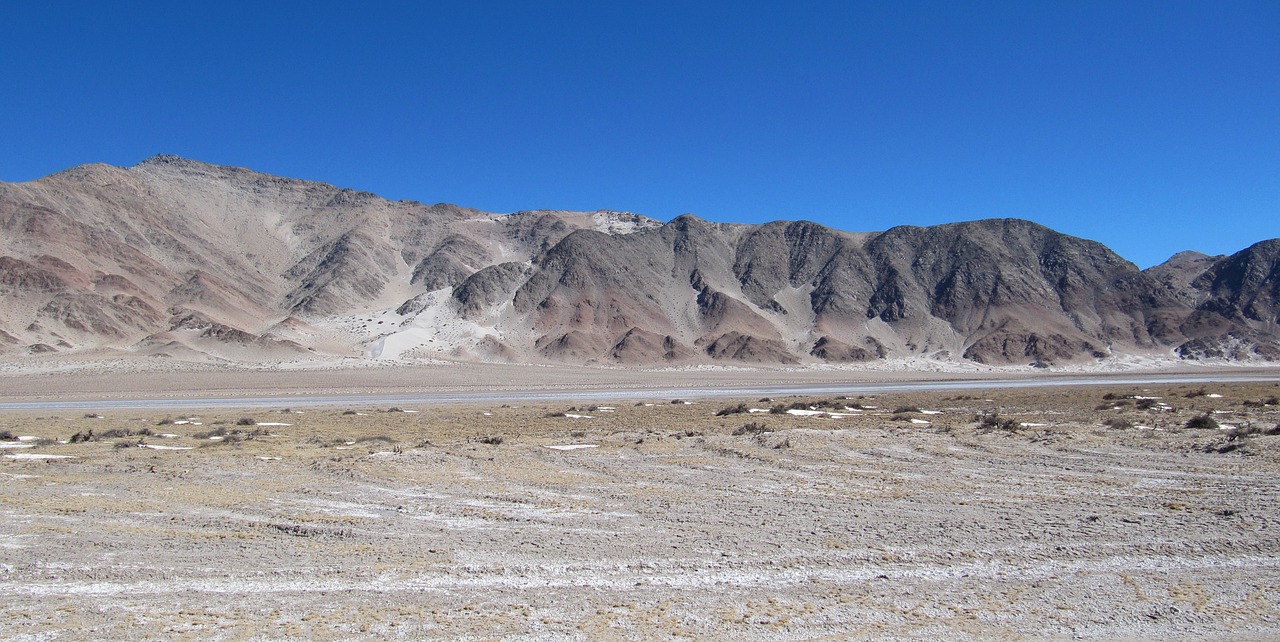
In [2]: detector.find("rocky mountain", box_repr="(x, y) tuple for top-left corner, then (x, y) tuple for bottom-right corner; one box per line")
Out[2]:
(0, 155), (1276, 366)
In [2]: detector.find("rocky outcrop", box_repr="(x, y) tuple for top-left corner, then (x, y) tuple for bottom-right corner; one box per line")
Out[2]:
(1175, 240), (1280, 359)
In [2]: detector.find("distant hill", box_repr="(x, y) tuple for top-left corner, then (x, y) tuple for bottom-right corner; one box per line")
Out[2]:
(1, 155), (1275, 366)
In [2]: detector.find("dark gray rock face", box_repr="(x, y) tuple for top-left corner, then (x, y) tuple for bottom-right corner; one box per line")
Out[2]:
(1174, 240), (1280, 359)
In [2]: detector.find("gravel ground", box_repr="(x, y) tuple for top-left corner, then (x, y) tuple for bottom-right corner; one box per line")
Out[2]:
(2, 381), (1280, 640)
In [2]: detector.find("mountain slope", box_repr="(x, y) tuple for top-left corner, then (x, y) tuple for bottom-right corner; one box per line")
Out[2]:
(0, 156), (1275, 365)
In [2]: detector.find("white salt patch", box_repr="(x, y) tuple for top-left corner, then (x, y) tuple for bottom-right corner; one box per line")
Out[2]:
(482, 412), (493, 416)
(208, 436), (224, 441)
(139, 444), (193, 450)
(0, 444), (35, 449)
(1207, 394), (1224, 398)
(564, 414), (593, 419)
(1219, 424), (1237, 430)
(1021, 422), (1048, 427)
(785, 409), (856, 419)
(749, 408), (770, 413)
(157, 434), (178, 438)
(920, 410), (942, 415)
(545, 444), (599, 451)
(909, 419), (932, 425)
(173, 420), (191, 425)
(15, 436), (41, 442)
(403, 410), (420, 413)
(1136, 425), (1154, 430)
(256, 456), (282, 461)
(5, 454), (75, 460)
(334, 446), (354, 450)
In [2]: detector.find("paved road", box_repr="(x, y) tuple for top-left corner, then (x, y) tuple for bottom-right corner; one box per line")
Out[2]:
(1, 372), (1277, 411)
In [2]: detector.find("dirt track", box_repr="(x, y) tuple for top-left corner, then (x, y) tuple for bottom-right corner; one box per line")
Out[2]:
(3, 380), (1280, 640)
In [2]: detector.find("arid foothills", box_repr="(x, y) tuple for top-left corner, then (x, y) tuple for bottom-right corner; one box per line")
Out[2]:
(2, 155), (1277, 367)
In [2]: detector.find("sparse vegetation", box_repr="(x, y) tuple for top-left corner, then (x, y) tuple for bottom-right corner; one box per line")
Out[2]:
(193, 426), (269, 445)
(716, 403), (749, 417)
(5, 379), (1280, 640)
(1243, 396), (1279, 407)
(1185, 414), (1219, 430)
(236, 417), (257, 426)
(770, 401), (823, 414)
(732, 421), (772, 436)
(976, 412), (1020, 431)
(1226, 425), (1262, 440)
(1095, 399), (1132, 410)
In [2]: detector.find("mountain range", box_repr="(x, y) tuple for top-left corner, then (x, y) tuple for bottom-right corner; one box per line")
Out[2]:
(1, 155), (1276, 367)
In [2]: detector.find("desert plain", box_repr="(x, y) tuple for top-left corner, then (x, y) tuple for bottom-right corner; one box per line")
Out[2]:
(2, 364), (1280, 640)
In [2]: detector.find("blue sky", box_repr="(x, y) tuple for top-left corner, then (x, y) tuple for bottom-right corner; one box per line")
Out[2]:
(2, 1), (1276, 268)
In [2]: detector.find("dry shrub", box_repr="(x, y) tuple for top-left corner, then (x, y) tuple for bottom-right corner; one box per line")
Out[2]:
(1185, 414), (1219, 430)
(732, 422), (772, 436)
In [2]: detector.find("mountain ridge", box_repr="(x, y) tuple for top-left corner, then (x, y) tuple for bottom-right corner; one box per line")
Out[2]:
(1, 156), (1275, 367)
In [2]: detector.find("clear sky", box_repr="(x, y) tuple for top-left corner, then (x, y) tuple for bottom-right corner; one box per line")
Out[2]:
(2, 1), (1276, 268)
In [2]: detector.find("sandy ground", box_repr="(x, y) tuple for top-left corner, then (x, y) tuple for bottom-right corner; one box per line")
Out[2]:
(3, 379), (1280, 640)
